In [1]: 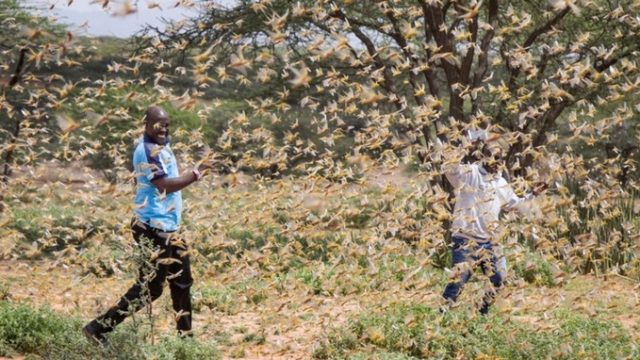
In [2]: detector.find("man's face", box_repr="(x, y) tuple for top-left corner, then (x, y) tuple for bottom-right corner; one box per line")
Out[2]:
(145, 114), (170, 145)
(482, 144), (503, 174)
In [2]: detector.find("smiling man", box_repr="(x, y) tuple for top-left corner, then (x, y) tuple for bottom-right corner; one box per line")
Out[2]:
(83, 105), (211, 344)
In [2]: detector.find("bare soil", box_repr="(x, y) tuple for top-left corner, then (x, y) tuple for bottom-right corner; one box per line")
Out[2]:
(1, 260), (639, 359)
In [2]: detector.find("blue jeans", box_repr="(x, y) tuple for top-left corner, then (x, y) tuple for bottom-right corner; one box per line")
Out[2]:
(442, 236), (503, 314)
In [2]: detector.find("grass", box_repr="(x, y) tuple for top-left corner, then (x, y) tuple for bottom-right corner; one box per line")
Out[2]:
(549, 179), (640, 277)
(193, 278), (268, 315)
(0, 300), (220, 360)
(314, 303), (638, 359)
(511, 249), (558, 286)
(3, 164), (640, 358)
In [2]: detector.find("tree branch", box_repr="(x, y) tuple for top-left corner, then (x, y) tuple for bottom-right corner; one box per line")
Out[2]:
(384, 7), (427, 105)
(328, 7), (404, 111)
(7, 48), (28, 88)
(523, 6), (571, 49)
(471, 0), (498, 90)
(460, 15), (478, 86)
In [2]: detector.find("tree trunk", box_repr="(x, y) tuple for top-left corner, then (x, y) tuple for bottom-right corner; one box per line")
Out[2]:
(2, 111), (21, 181)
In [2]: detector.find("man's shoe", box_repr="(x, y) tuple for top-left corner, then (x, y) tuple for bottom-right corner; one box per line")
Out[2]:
(82, 321), (107, 347)
(479, 303), (490, 315)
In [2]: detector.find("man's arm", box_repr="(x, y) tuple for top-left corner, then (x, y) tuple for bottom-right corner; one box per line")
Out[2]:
(152, 163), (212, 194)
(434, 137), (469, 189)
(499, 181), (547, 212)
(152, 172), (197, 194)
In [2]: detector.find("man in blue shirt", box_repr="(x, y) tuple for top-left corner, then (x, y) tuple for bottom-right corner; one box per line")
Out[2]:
(83, 106), (212, 344)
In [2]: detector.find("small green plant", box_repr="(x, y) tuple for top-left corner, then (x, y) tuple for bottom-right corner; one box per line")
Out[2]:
(296, 267), (324, 295)
(149, 336), (220, 360)
(194, 278), (269, 314)
(314, 303), (637, 359)
(194, 286), (238, 314)
(0, 300), (219, 359)
(512, 250), (557, 286)
(551, 179), (640, 277)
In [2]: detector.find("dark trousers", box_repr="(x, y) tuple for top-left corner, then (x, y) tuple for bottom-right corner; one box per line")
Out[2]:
(91, 219), (193, 335)
(442, 236), (503, 314)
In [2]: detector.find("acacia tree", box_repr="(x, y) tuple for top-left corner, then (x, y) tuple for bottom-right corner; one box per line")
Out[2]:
(136, 0), (640, 180)
(0, 0), (74, 181)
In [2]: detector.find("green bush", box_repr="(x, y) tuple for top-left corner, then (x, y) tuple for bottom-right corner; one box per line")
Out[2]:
(149, 336), (220, 360)
(512, 250), (557, 286)
(0, 301), (219, 359)
(314, 304), (636, 359)
(0, 301), (76, 355)
(552, 180), (640, 276)
(9, 204), (106, 256)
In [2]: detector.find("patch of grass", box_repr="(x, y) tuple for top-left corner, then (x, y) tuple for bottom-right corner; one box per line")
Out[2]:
(314, 303), (637, 359)
(200, 226), (337, 268)
(193, 286), (239, 314)
(194, 279), (268, 314)
(295, 266), (324, 295)
(6, 199), (120, 261)
(512, 250), (557, 286)
(149, 336), (220, 360)
(0, 300), (220, 359)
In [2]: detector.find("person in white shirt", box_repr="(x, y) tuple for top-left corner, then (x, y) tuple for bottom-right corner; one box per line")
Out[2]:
(440, 131), (546, 314)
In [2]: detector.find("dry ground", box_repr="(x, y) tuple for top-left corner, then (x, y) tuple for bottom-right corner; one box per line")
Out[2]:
(2, 260), (639, 359)
(2, 162), (639, 358)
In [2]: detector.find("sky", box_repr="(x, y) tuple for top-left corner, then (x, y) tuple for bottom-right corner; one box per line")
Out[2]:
(30, 0), (201, 38)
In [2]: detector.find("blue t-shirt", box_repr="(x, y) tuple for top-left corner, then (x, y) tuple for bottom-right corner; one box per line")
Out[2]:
(132, 134), (182, 231)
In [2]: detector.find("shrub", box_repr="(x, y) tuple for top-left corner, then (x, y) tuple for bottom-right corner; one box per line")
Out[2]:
(314, 304), (637, 359)
(8, 203), (108, 259)
(0, 301), (64, 355)
(0, 301), (219, 359)
(512, 250), (557, 286)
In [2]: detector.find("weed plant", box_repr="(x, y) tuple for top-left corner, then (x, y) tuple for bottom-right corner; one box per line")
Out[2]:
(0, 300), (219, 359)
(314, 304), (636, 359)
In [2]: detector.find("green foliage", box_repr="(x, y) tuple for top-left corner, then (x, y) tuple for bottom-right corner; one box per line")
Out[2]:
(60, 85), (209, 171)
(10, 205), (101, 249)
(0, 301), (74, 355)
(193, 279), (268, 314)
(148, 336), (220, 360)
(4, 191), (128, 265)
(314, 304), (636, 359)
(295, 266), (324, 295)
(512, 250), (557, 286)
(552, 179), (640, 277)
(0, 301), (219, 359)
(0, 0), (67, 52)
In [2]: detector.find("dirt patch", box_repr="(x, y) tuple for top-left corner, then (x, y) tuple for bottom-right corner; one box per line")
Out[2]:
(1, 261), (639, 358)
(362, 165), (413, 190)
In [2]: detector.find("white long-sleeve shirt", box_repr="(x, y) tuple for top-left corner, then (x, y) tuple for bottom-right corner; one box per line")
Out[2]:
(444, 163), (531, 242)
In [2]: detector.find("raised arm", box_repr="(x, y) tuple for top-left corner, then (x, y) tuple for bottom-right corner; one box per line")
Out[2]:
(139, 145), (213, 195)
(434, 135), (477, 189)
(497, 180), (546, 212)
(152, 171), (198, 194)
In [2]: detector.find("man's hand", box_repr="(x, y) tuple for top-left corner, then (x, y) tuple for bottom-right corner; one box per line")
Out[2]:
(532, 182), (548, 196)
(196, 154), (229, 175)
